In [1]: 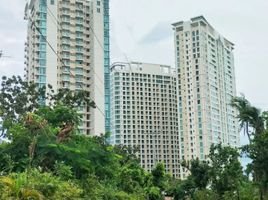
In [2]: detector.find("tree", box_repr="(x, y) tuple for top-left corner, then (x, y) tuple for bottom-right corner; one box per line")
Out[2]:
(231, 96), (264, 142)
(0, 75), (95, 136)
(237, 180), (259, 200)
(0, 75), (158, 199)
(35, 105), (81, 143)
(117, 162), (146, 193)
(0, 104), (150, 199)
(173, 178), (196, 200)
(232, 96), (268, 199)
(173, 145), (243, 200)
(209, 144), (243, 199)
(244, 130), (268, 200)
(151, 163), (168, 191)
(181, 158), (210, 190)
(0, 76), (45, 134)
(145, 186), (163, 200)
(193, 189), (219, 200)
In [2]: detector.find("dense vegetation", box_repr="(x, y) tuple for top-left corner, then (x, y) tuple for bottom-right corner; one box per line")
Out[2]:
(0, 76), (268, 200)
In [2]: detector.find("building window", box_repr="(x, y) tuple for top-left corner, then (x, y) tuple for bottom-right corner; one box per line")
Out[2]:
(97, 8), (101, 13)
(51, 0), (55, 5)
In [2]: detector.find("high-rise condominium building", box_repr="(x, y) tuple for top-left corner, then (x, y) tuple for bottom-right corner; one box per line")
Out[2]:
(110, 62), (181, 177)
(24, 0), (110, 135)
(172, 16), (239, 166)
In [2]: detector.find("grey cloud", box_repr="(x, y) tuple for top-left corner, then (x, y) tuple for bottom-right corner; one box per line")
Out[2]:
(139, 22), (172, 45)
(0, 0), (26, 78)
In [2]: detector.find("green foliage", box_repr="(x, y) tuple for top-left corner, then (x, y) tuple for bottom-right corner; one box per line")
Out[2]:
(117, 162), (146, 193)
(54, 161), (73, 180)
(193, 189), (219, 200)
(209, 144), (243, 198)
(0, 169), (82, 200)
(151, 163), (168, 191)
(0, 75), (95, 135)
(238, 181), (259, 200)
(243, 130), (268, 199)
(145, 186), (163, 200)
(0, 95), (162, 199)
(182, 159), (210, 190)
(35, 105), (81, 128)
(0, 75), (168, 199)
(170, 178), (196, 200)
(168, 145), (244, 200)
(231, 96), (264, 141)
(2, 81), (267, 200)
(48, 87), (96, 109)
(0, 76), (45, 128)
(232, 96), (268, 199)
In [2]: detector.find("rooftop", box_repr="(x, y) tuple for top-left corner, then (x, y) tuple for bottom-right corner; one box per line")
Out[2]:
(111, 62), (176, 75)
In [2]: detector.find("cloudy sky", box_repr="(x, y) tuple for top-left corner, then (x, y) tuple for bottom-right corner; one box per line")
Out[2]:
(0, 0), (268, 109)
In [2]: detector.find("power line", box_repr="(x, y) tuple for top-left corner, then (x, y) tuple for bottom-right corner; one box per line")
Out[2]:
(27, 7), (116, 131)
(46, 5), (106, 97)
(29, 18), (101, 111)
(34, 5), (104, 98)
(44, 2), (116, 131)
(46, 4), (106, 97)
(47, 2), (132, 99)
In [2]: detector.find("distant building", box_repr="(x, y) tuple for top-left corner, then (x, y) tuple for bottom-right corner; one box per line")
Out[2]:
(172, 16), (239, 177)
(110, 62), (181, 178)
(24, 0), (111, 135)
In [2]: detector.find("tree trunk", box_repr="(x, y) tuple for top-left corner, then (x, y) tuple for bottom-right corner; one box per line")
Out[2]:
(259, 186), (268, 200)
(262, 188), (268, 200)
(56, 124), (73, 143)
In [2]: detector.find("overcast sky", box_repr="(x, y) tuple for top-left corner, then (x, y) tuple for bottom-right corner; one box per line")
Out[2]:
(0, 0), (267, 111)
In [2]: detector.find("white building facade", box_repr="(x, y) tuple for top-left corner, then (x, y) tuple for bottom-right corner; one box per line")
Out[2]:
(172, 16), (239, 174)
(110, 62), (181, 178)
(24, 0), (110, 135)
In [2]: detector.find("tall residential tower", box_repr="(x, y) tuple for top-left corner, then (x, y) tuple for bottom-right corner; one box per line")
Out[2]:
(24, 0), (110, 135)
(110, 62), (181, 177)
(172, 16), (239, 168)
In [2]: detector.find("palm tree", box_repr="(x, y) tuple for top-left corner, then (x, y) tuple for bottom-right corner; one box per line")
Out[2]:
(231, 96), (268, 200)
(231, 96), (264, 142)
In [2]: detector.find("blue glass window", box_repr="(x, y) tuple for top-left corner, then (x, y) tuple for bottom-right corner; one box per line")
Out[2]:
(40, 44), (46, 51)
(39, 68), (46, 75)
(40, 36), (46, 43)
(40, 21), (46, 27)
(41, 13), (46, 19)
(40, 52), (46, 59)
(39, 59), (46, 66)
(39, 75), (46, 83)
(40, 28), (46, 36)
